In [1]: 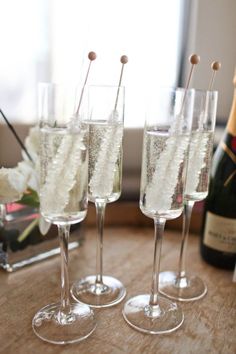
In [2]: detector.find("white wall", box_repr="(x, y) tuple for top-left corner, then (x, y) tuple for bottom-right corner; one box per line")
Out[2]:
(124, 0), (236, 199)
(184, 0), (236, 123)
(1, 1), (236, 200)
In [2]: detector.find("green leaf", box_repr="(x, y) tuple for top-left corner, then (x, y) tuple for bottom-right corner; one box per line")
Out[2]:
(20, 189), (40, 208)
(17, 217), (39, 242)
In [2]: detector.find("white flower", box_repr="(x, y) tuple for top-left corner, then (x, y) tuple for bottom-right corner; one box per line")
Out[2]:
(0, 126), (52, 235)
(0, 126), (40, 204)
(0, 167), (28, 203)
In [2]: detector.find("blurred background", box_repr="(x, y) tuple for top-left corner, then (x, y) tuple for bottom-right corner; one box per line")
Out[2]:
(0, 0), (235, 201)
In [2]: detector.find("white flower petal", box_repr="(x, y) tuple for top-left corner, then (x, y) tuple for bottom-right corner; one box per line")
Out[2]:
(39, 216), (51, 235)
(0, 167), (27, 203)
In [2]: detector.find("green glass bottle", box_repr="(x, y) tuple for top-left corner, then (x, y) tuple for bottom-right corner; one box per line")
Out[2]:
(201, 72), (236, 270)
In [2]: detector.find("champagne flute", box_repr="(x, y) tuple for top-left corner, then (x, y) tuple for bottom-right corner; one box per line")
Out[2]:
(159, 89), (218, 301)
(71, 85), (126, 307)
(32, 83), (96, 345)
(122, 87), (194, 334)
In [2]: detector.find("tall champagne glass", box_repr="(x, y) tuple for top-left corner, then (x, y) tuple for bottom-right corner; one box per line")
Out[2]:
(122, 87), (194, 334)
(32, 83), (96, 345)
(71, 85), (126, 307)
(159, 90), (218, 301)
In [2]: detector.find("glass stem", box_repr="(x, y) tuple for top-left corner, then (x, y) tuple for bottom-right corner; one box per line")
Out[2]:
(149, 218), (166, 306)
(0, 204), (6, 227)
(95, 200), (106, 284)
(58, 224), (71, 311)
(178, 200), (195, 278)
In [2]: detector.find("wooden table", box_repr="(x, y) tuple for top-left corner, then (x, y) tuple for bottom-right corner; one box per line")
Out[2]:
(0, 226), (235, 354)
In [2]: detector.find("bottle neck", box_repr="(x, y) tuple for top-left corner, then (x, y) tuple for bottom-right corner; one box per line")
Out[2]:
(226, 89), (236, 136)
(220, 134), (236, 165)
(220, 89), (236, 161)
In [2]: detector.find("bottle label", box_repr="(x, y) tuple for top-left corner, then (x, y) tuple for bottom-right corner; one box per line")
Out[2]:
(204, 212), (236, 253)
(221, 141), (236, 164)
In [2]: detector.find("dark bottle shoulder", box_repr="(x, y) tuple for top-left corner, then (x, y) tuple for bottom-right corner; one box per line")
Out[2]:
(214, 131), (236, 157)
(211, 132), (236, 178)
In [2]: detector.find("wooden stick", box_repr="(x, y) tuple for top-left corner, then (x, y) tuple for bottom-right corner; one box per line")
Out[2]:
(76, 51), (97, 117)
(208, 61), (221, 91)
(114, 55), (128, 111)
(202, 61), (221, 125)
(0, 109), (33, 162)
(180, 54), (200, 115)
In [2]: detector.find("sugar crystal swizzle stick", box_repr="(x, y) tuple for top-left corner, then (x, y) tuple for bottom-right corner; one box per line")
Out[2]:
(184, 60), (221, 196)
(88, 54), (128, 197)
(145, 54), (200, 212)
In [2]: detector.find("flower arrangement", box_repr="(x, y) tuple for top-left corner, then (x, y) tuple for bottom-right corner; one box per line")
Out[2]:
(0, 126), (40, 206)
(0, 124), (51, 250)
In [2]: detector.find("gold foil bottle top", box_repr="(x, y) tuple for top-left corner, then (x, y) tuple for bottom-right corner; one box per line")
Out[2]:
(233, 67), (236, 87)
(226, 68), (236, 136)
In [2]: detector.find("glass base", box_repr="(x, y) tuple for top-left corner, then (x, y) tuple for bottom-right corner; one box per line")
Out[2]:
(71, 275), (126, 308)
(159, 271), (207, 301)
(122, 294), (184, 334)
(32, 302), (96, 345)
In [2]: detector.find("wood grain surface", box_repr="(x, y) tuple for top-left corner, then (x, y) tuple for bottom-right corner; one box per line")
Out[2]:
(85, 201), (204, 233)
(0, 226), (235, 354)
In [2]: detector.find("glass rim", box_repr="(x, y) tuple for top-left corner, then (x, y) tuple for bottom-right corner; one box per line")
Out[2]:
(88, 84), (125, 89)
(193, 88), (218, 95)
(38, 82), (80, 88)
(157, 86), (194, 92)
(159, 86), (217, 95)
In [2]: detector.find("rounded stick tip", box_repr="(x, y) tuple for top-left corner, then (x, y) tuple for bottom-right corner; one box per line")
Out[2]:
(211, 61), (221, 71)
(120, 55), (128, 64)
(189, 54), (200, 65)
(88, 51), (97, 61)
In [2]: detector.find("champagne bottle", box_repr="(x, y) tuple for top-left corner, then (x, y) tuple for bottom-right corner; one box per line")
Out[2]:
(201, 71), (236, 270)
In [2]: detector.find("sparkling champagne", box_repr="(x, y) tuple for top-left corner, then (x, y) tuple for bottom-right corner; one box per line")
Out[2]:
(140, 128), (189, 220)
(185, 130), (214, 201)
(85, 120), (123, 203)
(40, 127), (88, 225)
